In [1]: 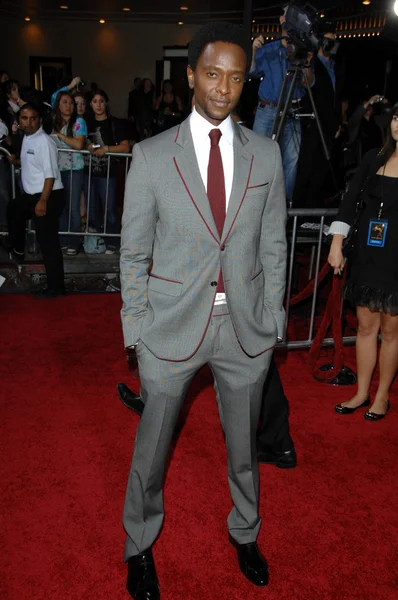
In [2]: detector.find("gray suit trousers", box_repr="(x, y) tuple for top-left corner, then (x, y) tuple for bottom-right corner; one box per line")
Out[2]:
(123, 305), (272, 560)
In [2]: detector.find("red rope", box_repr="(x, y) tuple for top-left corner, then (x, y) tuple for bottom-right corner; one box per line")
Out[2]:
(308, 268), (347, 382)
(289, 261), (331, 306)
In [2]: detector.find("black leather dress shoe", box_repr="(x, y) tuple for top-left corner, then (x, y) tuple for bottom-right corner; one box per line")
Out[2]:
(334, 397), (370, 414)
(364, 401), (390, 421)
(117, 383), (145, 417)
(234, 542), (269, 587)
(126, 549), (160, 600)
(257, 446), (297, 469)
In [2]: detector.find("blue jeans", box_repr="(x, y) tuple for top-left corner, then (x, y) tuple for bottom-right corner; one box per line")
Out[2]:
(84, 174), (119, 246)
(253, 103), (301, 202)
(60, 169), (84, 249)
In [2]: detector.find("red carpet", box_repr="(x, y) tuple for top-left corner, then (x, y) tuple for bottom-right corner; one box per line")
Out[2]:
(1, 294), (397, 600)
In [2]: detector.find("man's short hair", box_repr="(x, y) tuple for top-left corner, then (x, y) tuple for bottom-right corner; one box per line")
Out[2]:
(188, 22), (251, 74)
(19, 102), (42, 117)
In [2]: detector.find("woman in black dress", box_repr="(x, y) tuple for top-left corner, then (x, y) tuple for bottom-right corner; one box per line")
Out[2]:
(328, 105), (398, 421)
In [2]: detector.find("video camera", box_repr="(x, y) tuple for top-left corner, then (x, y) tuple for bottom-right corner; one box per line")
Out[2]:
(283, 3), (339, 64)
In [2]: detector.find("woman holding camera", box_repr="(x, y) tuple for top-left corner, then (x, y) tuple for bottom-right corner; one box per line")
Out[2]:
(328, 105), (398, 421)
(52, 91), (87, 255)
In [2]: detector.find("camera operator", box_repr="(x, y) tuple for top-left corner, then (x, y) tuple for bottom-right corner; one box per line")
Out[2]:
(293, 26), (344, 208)
(250, 8), (314, 203)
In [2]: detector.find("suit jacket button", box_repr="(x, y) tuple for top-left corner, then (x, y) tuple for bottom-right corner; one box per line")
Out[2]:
(220, 244), (226, 251)
(210, 281), (217, 286)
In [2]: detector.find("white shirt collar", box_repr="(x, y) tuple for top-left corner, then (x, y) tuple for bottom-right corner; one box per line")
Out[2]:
(24, 126), (44, 141)
(190, 106), (234, 146)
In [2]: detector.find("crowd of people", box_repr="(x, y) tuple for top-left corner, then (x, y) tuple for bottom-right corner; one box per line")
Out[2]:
(0, 72), (190, 261)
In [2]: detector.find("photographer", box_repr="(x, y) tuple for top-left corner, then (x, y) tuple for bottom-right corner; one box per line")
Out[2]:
(250, 8), (314, 202)
(343, 94), (390, 180)
(51, 77), (84, 109)
(293, 26), (343, 208)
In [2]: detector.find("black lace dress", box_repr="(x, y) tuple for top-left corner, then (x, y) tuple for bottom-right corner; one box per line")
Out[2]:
(344, 173), (398, 315)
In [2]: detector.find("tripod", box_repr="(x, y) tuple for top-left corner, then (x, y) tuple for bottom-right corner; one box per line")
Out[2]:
(270, 63), (339, 204)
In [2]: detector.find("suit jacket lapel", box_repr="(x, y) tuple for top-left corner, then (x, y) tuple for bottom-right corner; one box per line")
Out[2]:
(222, 123), (253, 242)
(173, 118), (220, 243)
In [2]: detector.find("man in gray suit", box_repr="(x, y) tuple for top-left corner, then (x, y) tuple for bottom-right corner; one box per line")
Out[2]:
(120, 22), (287, 599)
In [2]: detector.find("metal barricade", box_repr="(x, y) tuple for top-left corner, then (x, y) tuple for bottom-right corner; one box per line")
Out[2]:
(282, 208), (356, 350)
(55, 147), (132, 241)
(0, 145), (16, 236)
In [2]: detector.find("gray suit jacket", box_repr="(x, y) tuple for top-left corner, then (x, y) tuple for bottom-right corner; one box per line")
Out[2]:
(120, 116), (287, 361)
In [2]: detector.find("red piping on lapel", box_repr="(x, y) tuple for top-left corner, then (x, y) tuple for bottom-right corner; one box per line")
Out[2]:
(222, 155), (254, 245)
(174, 125), (181, 143)
(173, 157), (219, 245)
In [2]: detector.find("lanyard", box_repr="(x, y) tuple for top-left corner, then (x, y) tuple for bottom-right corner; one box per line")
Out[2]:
(378, 164), (386, 219)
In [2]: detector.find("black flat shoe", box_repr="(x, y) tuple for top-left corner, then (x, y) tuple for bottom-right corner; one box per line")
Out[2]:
(334, 397), (370, 414)
(257, 446), (297, 469)
(364, 402), (390, 421)
(233, 541), (269, 587)
(33, 288), (68, 299)
(117, 383), (144, 417)
(126, 549), (160, 600)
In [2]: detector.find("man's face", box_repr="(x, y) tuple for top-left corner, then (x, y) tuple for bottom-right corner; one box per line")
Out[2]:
(187, 41), (246, 126)
(19, 108), (41, 136)
(319, 33), (337, 57)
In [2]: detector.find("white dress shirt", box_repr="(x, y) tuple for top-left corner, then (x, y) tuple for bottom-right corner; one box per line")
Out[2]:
(189, 106), (234, 208)
(189, 107), (234, 305)
(21, 127), (63, 195)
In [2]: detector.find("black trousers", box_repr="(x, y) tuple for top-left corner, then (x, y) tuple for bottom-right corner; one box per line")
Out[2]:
(7, 189), (65, 292)
(293, 127), (335, 209)
(256, 356), (294, 453)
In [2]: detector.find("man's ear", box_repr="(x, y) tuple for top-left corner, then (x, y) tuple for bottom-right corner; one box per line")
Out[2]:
(187, 65), (195, 89)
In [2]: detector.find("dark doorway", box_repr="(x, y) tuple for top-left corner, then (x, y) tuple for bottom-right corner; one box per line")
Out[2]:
(29, 56), (72, 103)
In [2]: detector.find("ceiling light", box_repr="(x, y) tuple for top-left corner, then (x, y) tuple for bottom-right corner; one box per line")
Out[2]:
(395, 0), (398, 14)
(252, 19), (256, 23)
(362, 0), (371, 4)
(178, 21), (184, 25)
(24, 16), (31, 21)
(60, 4), (68, 8)
(122, 7), (131, 11)
(99, 19), (105, 24)
(180, 5), (188, 10)
(320, 13), (325, 18)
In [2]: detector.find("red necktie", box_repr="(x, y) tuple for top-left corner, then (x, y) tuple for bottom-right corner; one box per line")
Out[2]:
(207, 129), (226, 293)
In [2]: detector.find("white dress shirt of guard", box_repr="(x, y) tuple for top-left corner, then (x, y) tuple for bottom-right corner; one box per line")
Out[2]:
(20, 126), (63, 195)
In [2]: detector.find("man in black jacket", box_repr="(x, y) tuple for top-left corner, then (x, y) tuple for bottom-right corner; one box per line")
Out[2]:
(293, 28), (343, 208)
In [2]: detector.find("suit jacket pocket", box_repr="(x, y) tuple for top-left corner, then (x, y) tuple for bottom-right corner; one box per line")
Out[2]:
(148, 274), (183, 297)
(246, 182), (269, 196)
